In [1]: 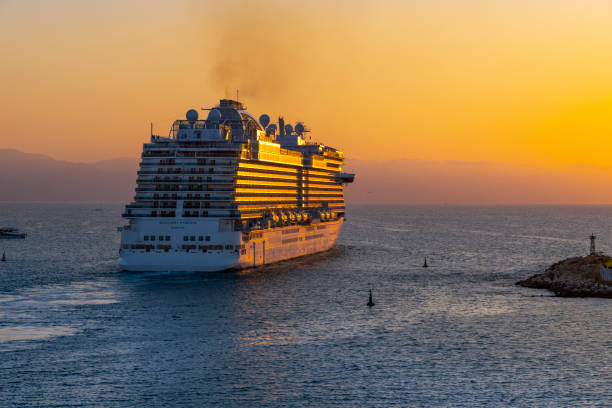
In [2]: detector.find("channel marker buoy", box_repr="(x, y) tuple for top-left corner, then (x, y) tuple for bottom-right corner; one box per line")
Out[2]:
(1, 251), (5, 262)
(423, 257), (428, 268)
(367, 289), (375, 307)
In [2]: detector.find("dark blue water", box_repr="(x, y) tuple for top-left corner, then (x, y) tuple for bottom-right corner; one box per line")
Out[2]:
(2, 204), (612, 407)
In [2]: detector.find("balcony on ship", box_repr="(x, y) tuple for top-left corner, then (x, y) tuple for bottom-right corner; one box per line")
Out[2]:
(125, 203), (154, 209)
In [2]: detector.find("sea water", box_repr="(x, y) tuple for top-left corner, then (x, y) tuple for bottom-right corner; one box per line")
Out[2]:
(1, 204), (612, 407)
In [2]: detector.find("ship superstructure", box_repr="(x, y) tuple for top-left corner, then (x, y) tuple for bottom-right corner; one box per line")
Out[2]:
(119, 99), (354, 271)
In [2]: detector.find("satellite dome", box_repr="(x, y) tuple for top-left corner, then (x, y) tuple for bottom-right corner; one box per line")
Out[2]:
(259, 114), (270, 128)
(295, 122), (305, 135)
(207, 109), (221, 122)
(186, 109), (198, 123)
(266, 124), (277, 135)
(284, 124), (293, 135)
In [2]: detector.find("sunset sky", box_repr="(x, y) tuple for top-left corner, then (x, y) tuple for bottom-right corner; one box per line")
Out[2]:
(2, 0), (612, 170)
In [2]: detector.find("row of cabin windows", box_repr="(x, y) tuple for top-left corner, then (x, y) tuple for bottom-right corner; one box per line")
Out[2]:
(144, 235), (171, 241)
(184, 235), (211, 242)
(124, 243), (244, 250)
(156, 159), (220, 165)
(152, 161), (239, 174)
(151, 194), (219, 200)
(190, 168), (215, 174)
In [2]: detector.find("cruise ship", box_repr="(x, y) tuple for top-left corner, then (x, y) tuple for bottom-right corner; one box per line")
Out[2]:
(119, 99), (354, 272)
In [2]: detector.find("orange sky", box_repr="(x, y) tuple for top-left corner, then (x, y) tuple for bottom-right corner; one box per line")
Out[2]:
(2, 0), (612, 169)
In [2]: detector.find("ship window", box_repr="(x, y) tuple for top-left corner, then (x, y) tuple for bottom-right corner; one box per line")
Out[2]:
(206, 236), (211, 241)
(159, 236), (164, 241)
(166, 236), (170, 241)
(150, 236), (155, 241)
(183, 236), (188, 241)
(225, 244), (233, 250)
(198, 236), (204, 241)
(190, 236), (195, 241)
(144, 236), (149, 241)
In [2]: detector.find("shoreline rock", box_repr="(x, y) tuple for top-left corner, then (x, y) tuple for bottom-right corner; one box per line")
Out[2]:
(517, 253), (612, 297)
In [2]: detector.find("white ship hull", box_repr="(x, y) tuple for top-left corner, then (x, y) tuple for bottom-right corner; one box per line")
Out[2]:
(119, 218), (343, 272)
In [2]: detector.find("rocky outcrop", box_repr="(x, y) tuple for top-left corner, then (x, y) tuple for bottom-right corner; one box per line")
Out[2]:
(517, 253), (612, 297)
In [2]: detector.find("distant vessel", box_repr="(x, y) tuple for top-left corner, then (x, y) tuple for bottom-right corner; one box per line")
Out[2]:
(0, 228), (26, 239)
(119, 99), (354, 272)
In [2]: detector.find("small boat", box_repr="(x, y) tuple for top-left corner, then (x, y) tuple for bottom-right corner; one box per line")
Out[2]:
(0, 228), (27, 239)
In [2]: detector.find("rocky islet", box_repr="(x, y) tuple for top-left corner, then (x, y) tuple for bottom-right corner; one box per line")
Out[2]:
(517, 253), (612, 297)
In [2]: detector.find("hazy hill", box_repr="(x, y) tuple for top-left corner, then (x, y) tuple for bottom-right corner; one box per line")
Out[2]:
(0, 149), (138, 202)
(2, 149), (612, 204)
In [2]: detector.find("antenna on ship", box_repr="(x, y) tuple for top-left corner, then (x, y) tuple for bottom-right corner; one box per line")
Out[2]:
(279, 117), (285, 138)
(236, 89), (239, 102)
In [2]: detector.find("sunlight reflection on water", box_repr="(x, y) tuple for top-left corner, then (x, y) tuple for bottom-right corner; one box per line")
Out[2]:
(0, 326), (78, 342)
(0, 278), (122, 349)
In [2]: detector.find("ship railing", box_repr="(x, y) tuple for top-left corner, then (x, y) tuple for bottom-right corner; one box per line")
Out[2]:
(136, 187), (235, 193)
(122, 213), (239, 219)
(136, 174), (236, 182)
(125, 204), (153, 209)
(142, 150), (175, 156)
(135, 196), (233, 202)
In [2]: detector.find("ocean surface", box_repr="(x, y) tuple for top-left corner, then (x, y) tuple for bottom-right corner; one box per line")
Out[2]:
(2, 204), (612, 407)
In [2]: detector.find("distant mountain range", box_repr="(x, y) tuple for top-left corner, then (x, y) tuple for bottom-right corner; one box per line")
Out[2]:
(0, 149), (138, 202)
(2, 148), (612, 204)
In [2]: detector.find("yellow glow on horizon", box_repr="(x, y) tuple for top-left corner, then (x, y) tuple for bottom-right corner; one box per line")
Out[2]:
(1, 0), (612, 172)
